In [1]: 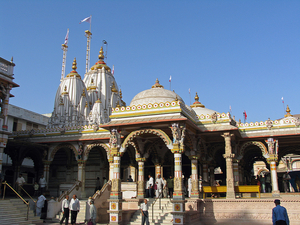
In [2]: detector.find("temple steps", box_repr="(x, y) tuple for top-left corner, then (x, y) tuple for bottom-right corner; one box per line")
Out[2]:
(0, 198), (42, 225)
(127, 198), (173, 225)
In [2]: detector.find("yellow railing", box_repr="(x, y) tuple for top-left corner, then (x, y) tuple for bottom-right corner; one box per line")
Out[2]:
(2, 181), (30, 220)
(92, 180), (111, 200)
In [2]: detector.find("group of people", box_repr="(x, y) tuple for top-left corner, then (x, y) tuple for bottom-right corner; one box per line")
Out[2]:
(146, 175), (173, 198)
(59, 194), (96, 225)
(15, 173), (47, 196)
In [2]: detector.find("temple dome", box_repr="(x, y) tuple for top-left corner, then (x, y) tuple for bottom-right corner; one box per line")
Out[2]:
(130, 79), (184, 106)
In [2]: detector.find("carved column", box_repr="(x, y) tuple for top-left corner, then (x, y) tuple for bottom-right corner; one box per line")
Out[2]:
(222, 132), (235, 199)
(0, 148), (4, 174)
(266, 138), (280, 197)
(233, 160), (239, 186)
(43, 160), (51, 187)
(155, 164), (162, 179)
(137, 158), (146, 198)
(190, 156), (199, 198)
(2, 84), (11, 130)
(109, 156), (114, 181)
(77, 160), (86, 198)
(108, 155), (122, 224)
(209, 166), (215, 186)
(202, 162), (208, 182)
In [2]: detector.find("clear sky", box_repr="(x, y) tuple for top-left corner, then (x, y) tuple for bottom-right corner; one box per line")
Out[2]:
(1, 0), (300, 123)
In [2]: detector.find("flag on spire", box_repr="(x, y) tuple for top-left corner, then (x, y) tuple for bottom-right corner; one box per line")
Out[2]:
(281, 97), (284, 104)
(64, 29), (69, 45)
(169, 76), (172, 82)
(80, 16), (91, 24)
(112, 65), (115, 76)
(189, 88), (190, 94)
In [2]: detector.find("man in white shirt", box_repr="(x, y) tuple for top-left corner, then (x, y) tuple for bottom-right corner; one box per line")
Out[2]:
(140, 199), (149, 225)
(16, 174), (25, 195)
(148, 175), (154, 198)
(36, 193), (46, 217)
(89, 200), (96, 225)
(39, 175), (47, 194)
(155, 174), (163, 198)
(60, 195), (70, 225)
(70, 194), (80, 225)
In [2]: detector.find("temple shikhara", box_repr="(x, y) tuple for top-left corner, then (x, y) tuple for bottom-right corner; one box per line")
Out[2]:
(1, 30), (300, 225)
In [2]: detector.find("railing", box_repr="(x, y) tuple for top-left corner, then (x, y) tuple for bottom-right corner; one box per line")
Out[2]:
(151, 191), (163, 223)
(19, 185), (37, 216)
(57, 180), (82, 202)
(92, 180), (112, 200)
(2, 182), (30, 220)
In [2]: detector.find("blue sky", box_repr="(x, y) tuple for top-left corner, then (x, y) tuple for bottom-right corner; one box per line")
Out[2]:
(1, 1), (300, 123)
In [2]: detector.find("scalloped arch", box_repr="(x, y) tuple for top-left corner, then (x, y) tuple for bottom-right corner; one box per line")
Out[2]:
(85, 143), (110, 159)
(121, 129), (172, 151)
(239, 141), (268, 157)
(50, 144), (77, 161)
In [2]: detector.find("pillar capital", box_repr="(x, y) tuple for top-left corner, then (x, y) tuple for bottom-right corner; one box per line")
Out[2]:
(267, 154), (278, 164)
(77, 159), (87, 165)
(136, 157), (146, 162)
(42, 160), (52, 165)
(223, 153), (235, 159)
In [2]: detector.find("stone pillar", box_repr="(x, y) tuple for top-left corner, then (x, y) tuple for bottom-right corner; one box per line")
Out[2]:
(233, 160), (239, 186)
(43, 161), (51, 187)
(172, 150), (185, 225)
(0, 147), (4, 174)
(109, 156), (114, 181)
(137, 158), (146, 198)
(155, 164), (161, 179)
(202, 163), (208, 182)
(222, 132), (235, 199)
(265, 138), (280, 197)
(209, 166), (215, 186)
(77, 160), (86, 198)
(108, 155), (122, 224)
(190, 156), (199, 198)
(2, 85), (11, 131)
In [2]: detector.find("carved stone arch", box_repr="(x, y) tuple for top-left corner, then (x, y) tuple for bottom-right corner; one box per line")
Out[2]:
(184, 131), (194, 153)
(128, 141), (141, 158)
(121, 129), (172, 150)
(85, 143), (110, 160)
(239, 141), (268, 158)
(50, 143), (77, 161)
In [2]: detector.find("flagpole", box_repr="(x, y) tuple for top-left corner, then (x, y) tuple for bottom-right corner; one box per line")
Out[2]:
(61, 29), (69, 81)
(189, 89), (191, 105)
(90, 15), (92, 32)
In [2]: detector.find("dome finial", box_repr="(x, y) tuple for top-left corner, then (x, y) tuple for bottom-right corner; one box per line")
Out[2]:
(98, 47), (104, 61)
(285, 105), (292, 117)
(190, 92), (205, 108)
(152, 78), (164, 88)
(72, 58), (77, 71)
(119, 89), (123, 99)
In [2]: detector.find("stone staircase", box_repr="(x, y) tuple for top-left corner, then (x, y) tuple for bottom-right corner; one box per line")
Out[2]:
(128, 198), (173, 225)
(0, 198), (42, 225)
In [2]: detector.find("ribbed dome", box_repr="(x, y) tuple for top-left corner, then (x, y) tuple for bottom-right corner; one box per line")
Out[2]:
(130, 79), (184, 106)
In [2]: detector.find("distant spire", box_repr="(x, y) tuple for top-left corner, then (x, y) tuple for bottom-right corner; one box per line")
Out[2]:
(152, 78), (164, 88)
(285, 105), (292, 117)
(10, 57), (13, 63)
(72, 58), (77, 72)
(190, 92), (205, 108)
(98, 47), (104, 61)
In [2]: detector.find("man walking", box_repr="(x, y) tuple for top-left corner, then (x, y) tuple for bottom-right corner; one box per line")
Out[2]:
(140, 199), (149, 225)
(39, 175), (47, 194)
(155, 174), (163, 198)
(70, 194), (80, 225)
(16, 174), (25, 196)
(272, 199), (289, 225)
(60, 195), (70, 225)
(89, 200), (96, 225)
(148, 175), (154, 198)
(167, 176), (174, 198)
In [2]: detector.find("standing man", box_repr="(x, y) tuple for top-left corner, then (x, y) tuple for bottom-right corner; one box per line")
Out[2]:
(155, 174), (163, 198)
(70, 194), (80, 225)
(89, 200), (96, 225)
(39, 175), (47, 194)
(148, 175), (154, 198)
(36, 193), (46, 217)
(60, 195), (70, 225)
(16, 174), (25, 196)
(167, 176), (174, 198)
(272, 199), (289, 225)
(162, 177), (168, 198)
(95, 177), (101, 193)
(140, 199), (149, 225)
